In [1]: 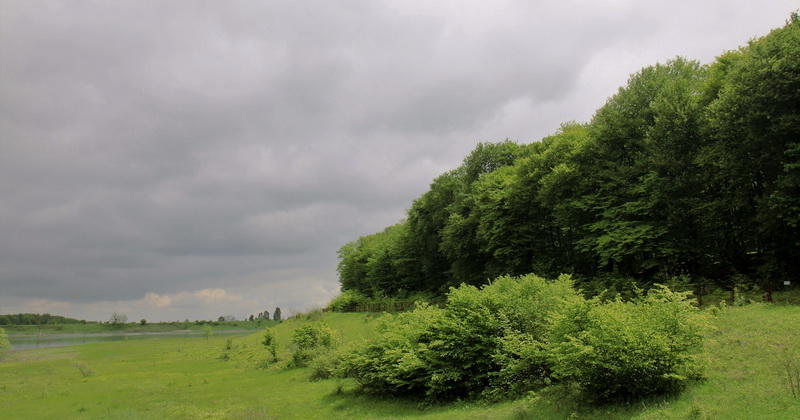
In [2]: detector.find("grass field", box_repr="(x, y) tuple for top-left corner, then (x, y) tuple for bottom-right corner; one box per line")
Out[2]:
(1, 306), (799, 419)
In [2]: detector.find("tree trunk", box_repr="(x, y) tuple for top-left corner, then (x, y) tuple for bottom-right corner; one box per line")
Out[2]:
(695, 284), (703, 306)
(764, 283), (774, 302)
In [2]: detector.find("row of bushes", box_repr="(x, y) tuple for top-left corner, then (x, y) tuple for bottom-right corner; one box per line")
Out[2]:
(329, 275), (799, 315)
(326, 290), (439, 313)
(327, 274), (708, 403)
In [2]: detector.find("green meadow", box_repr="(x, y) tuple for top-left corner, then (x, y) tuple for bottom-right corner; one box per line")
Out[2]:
(1, 306), (799, 419)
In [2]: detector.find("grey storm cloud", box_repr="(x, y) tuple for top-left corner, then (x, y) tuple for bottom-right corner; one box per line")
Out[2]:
(0, 0), (796, 320)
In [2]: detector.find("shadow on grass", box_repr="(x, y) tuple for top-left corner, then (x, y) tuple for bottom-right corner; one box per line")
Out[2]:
(510, 383), (702, 420)
(319, 383), (433, 417)
(318, 380), (696, 419)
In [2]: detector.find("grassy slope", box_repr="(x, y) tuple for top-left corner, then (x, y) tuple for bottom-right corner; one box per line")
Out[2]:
(1, 306), (799, 419)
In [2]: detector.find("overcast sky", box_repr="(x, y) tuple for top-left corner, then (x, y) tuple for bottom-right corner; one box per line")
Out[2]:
(1, 1), (796, 321)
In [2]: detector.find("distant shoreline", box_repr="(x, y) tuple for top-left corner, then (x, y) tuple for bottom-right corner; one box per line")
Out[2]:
(7, 328), (257, 339)
(2, 320), (276, 335)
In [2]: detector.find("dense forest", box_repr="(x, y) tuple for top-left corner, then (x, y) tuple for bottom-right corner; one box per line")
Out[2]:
(337, 16), (799, 302)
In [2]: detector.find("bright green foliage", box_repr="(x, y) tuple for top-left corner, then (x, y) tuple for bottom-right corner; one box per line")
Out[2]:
(438, 142), (534, 286)
(338, 276), (708, 403)
(337, 303), (442, 396)
(414, 290), (507, 400)
(292, 324), (336, 350)
(483, 274), (584, 396)
(337, 222), (416, 295)
(577, 57), (708, 280)
(339, 274), (581, 401)
(327, 290), (368, 312)
(548, 285), (709, 402)
(461, 141), (528, 185)
(262, 329), (278, 363)
(326, 289), (432, 313)
(473, 124), (593, 279)
(289, 323), (337, 367)
(422, 274), (580, 400)
(261, 329), (275, 347)
(308, 347), (349, 381)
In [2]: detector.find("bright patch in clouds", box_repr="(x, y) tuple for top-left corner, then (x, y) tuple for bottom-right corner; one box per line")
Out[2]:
(143, 293), (173, 308)
(144, 289), (240, 309)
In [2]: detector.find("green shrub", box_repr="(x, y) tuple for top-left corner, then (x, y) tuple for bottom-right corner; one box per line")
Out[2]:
(296, 309), (324, 321)
(339, 274), (580, 401)
(337, 303), (441, 396)
(575, 274), (644, 301)
(337, 277), (708, 403)
(327, 290), (434, 312)
(423, 273), (579, 400)
(262, 329), (278, 363)
(480, 274), (582, 398)
(490, 330), (552, 399)
(293, 323), (336, 349)
(327, 290), (368, 312)
(547, 285), (709, 403)
(288, 323), (337, 367)
(309, 348), (348, 381)
(415, 287), (507, 400)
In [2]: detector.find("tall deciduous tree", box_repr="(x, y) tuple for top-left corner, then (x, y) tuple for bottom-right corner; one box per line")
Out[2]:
(702, 14), (800, 300)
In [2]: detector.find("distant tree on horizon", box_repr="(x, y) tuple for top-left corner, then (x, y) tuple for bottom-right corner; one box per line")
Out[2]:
(273, 307), (282, 322)
(109, 312), (127, 326)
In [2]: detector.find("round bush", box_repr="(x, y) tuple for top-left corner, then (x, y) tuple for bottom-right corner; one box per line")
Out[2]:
(547, 286), (708, 402)
(338, 274), (580, 401)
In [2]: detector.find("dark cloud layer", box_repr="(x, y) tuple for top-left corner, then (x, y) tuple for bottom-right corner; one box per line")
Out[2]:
(1, 0), (795, 320)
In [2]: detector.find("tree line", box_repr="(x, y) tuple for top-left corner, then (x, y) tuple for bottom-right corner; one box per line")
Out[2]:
(337, 16), (799, 302)
(0, 313), (87, 325)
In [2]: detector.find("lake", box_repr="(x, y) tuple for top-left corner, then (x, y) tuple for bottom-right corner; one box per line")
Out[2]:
(7, 329), (254, 350)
